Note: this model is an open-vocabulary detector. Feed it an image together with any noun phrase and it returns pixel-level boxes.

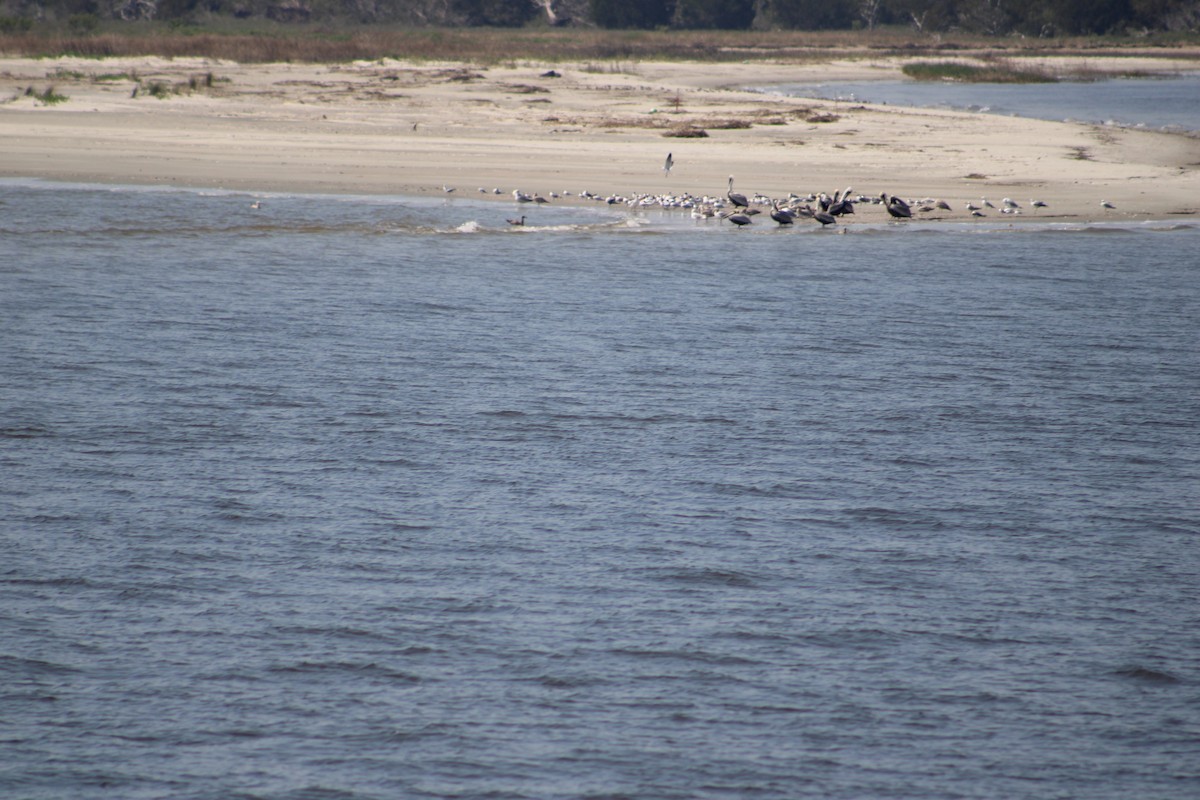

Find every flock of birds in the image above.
[491,153,1125,228]
[480,156,1120,228]
[493,175,1104,228]
[246,153,1116,226]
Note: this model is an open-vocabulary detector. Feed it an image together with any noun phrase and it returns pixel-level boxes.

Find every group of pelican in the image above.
[705,178,1084,227]
[712,176,858,228]
[468,166,1123,228]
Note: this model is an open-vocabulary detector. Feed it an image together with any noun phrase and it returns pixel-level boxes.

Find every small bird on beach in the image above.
[664,152,674,177]
[1101,199,1116,209]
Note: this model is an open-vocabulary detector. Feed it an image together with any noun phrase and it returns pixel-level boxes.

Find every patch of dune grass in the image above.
[1,25,1197,66]
[27,85,68,103]
[902,60,1058,83]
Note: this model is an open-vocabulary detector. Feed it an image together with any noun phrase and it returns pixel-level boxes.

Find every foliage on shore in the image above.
[3,0,1200,38]
[1,24,1199,65]
[901,59,1059,83]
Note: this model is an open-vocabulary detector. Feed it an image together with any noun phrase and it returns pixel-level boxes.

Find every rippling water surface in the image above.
[762,73,1200,134]
[3,182,1199,799]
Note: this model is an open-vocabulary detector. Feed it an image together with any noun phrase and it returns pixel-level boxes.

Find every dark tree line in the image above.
[591,0,1200,35]
[4,0,1199,34]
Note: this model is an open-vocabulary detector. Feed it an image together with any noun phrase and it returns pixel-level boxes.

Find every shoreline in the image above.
[2,55,1199,223]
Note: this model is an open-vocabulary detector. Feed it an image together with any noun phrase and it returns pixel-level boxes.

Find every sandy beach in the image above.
[2,53,1198,221]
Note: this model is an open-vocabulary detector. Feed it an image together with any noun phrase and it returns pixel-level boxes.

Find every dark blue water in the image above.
[3,181,1199,799]
[763,73,1200,134]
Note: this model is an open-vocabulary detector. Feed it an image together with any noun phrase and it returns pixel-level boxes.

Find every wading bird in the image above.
[881,193,912,219]
[770,202,795,225]
[727,176,749,209]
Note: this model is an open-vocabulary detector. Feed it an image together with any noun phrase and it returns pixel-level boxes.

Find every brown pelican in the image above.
[506,216,526,226]
[814,209,836,227]
[770,202,795,225]
[727,176,749,209]
[829,191,855,216]
[880,193,912,219]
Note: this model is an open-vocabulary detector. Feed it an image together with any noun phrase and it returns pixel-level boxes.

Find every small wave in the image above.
[0,654,82,676]
[608,646,760,667]
[1113,665,1182,684]
[646,566,764,589]
[1,574,93,588]
[0,425,52,439]
[532,673,606,689]
[269,660,421,683]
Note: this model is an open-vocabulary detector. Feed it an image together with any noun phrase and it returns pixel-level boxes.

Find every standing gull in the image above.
[664,152,674,177]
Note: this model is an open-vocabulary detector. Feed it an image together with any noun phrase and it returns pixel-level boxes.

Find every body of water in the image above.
[3,182,1199,799]
[762,73,1200,134]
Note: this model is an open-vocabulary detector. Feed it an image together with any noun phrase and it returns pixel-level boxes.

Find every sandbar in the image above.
[2,54,1198,221]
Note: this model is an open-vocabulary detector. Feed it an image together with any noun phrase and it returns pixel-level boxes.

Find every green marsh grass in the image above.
[1,24,1195,66]
[0,24,1197,74]
[902,60,1058,83]
[27,85,68,103]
